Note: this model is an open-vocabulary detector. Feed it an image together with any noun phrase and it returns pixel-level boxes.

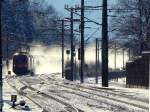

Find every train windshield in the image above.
[13,55,28,65]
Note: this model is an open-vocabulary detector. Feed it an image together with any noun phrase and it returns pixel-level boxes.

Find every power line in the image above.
[85,27,100,42]
[2,36,71,49]
[65,8,102,26]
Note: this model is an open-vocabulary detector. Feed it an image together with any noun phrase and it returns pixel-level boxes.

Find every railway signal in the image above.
[11,95,17,108]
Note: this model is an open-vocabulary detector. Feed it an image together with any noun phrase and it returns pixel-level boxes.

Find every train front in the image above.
[12,52,30,75]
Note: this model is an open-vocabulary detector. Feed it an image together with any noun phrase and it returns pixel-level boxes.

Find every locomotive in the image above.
[12,52,35,75]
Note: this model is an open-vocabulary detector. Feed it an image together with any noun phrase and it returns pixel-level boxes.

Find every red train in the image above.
[12,52,35,75]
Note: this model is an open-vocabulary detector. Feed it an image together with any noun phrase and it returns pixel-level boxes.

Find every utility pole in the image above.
[128,48,131,61]
[102,0,108,87]
[95,38,98,84]
[61,20,65,78]
[70,7,74,81]
[138,0,143,53]
[97,39,100,69]
[123,48,125,70]
[0,1,3,111]
[64,5,81,81]
[6,36,9,72]
[80,0,84,83]
[114,43,116,70]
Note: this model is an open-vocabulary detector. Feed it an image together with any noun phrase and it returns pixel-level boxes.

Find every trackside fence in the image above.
[126,52,149,89]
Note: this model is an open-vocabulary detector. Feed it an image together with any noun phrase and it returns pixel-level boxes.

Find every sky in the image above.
[46,0,118,13]
[45,0,118,17]
[44,0,118,43]
[41,0,128,70]
[46,0,81,14]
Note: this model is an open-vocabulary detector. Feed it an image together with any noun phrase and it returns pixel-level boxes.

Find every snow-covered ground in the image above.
[2,79,43,112]
[3,73,149,112]
[84,77,148,100]
[2,58,149,112]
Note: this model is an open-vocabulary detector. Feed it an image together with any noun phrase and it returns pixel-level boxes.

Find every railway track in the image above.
[37,75,149,111]
[13,77,129,112]
[46,75,148,103]
[90,86,149,103]
[6,80,45,111]
[46,74,149,103]
[7,77,84,112]
[90,86,148,104]
[7,75,149,112]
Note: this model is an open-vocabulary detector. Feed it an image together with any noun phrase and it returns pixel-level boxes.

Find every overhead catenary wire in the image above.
[85,27,100,42]
[65,8,102,26]
[1,37,63,48]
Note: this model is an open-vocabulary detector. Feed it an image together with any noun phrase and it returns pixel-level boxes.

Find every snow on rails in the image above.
[5,74,149,112]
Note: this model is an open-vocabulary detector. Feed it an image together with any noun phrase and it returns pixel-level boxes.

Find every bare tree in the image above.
[1,0,60,58]
[111,0,150,56]
[29,0,62,45]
